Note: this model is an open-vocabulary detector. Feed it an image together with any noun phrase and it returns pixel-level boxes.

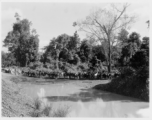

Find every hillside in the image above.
[2,73,34,117]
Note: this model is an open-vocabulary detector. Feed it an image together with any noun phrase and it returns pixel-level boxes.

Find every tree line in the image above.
[2,3,149,101]
[2,4,149,80]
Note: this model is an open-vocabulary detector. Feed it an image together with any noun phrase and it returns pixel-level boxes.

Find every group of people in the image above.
[21,69,120,80]
[2,66,120,80]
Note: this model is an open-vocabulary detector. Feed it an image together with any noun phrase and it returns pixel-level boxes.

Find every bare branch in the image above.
[110,4,129,32]
[94,19,104,30]
[112,16,135,31]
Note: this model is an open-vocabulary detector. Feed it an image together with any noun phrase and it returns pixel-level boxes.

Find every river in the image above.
[21,79,149,117]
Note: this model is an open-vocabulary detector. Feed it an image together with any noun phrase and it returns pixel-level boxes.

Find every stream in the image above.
[21,79,149,117]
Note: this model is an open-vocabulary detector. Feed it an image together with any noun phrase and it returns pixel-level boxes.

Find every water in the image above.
[22,81,149,117]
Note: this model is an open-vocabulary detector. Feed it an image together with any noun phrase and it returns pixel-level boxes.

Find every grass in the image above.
[42,105,52,116]
[34,98,42,110]
[52,106,70,117]
[30,97,69,117]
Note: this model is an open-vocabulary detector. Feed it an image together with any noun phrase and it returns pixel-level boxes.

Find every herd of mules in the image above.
[2,67,120,80]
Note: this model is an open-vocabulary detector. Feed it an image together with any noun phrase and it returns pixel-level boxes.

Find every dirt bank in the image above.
[2,73,34,117]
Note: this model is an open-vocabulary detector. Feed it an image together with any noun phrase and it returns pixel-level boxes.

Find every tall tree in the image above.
[78,39,92,63]
[117,28,129,47]
[3,13,39,67]
[119,32,141,66]
[67,31,80,51]
[74,3,135,73]
[43,34,72,69]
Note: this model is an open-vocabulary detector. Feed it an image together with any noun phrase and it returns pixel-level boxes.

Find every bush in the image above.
[30,97,69,117]
[96,66,149,101]
[52,107,69,117]
[119,67,135,78]
[28,62,43,70]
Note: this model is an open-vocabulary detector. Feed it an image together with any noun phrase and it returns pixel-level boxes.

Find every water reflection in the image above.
[45,88,149,117]
[24,83,149,117]
[46,88,142,102]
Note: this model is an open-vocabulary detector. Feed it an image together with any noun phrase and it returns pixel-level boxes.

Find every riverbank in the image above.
[93,77,149,102]
[2,73,106,117]
[2,73,34,117]
[2,73,149,117]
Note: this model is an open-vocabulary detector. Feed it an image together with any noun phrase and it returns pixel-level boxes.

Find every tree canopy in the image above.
[3,14,39,67]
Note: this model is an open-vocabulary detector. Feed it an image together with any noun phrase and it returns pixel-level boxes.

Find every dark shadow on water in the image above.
[46,88,143,103]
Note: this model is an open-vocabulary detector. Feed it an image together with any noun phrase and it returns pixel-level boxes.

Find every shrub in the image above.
[119,66,135,78]
[31,97,52,117]
[41,104,52,117]
[34,98,41,110]
[97,65,149,101]
[31,97,69,117]
[52,106,69,117]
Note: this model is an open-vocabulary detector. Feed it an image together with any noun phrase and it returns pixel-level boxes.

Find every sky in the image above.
[1,2,150,52]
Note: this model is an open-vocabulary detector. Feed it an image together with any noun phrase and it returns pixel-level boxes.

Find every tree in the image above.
[43,34,74,69]
[141,37,149,55]
[78,39,92,63]
[67,31,80,51]
[74,3,135,73]
[119,32,141,66]
[2,51,16,67]
[3,13,39,67]
[117,28,129,47]
[92,45,106,62]
[130,36,149,69]
[130,50,148,69]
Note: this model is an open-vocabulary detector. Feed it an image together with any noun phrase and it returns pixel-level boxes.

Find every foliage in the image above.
[75,3,135,73]
[94,36,149,101]
[2,52,16,67]
[117,28,129,47]
[118,32,141,66]
[31,97,69,117]
[52,106,69,117]
[130,50,148,69]
[2,6,149,102]
[3,15,39,67]
[92,45,106,62]
[78,39,92,63]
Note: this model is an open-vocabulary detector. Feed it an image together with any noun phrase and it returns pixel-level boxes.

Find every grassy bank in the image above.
[2,73,70,117]
[93,68,149,102]
[2,73,34,117]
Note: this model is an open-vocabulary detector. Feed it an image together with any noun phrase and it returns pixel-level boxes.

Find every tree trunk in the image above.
[108,36,111,73]
[56,50,60,70]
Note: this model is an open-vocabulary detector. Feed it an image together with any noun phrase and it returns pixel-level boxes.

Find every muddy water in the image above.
[22,81,149,117]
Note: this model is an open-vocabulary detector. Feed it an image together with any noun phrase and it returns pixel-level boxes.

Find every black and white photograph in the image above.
[1,0,150,118]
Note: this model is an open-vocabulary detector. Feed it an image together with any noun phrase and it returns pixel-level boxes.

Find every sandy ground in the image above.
[2,72,149,117]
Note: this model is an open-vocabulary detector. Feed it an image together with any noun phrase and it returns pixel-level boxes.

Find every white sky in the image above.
[1,2,150,52]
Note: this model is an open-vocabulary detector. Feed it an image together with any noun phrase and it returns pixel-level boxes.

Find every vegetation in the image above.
[3,13,39,67]
[30,97,69,117]
[2,3,149,101]
[94,36,149,101]
[74,3,135,73]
